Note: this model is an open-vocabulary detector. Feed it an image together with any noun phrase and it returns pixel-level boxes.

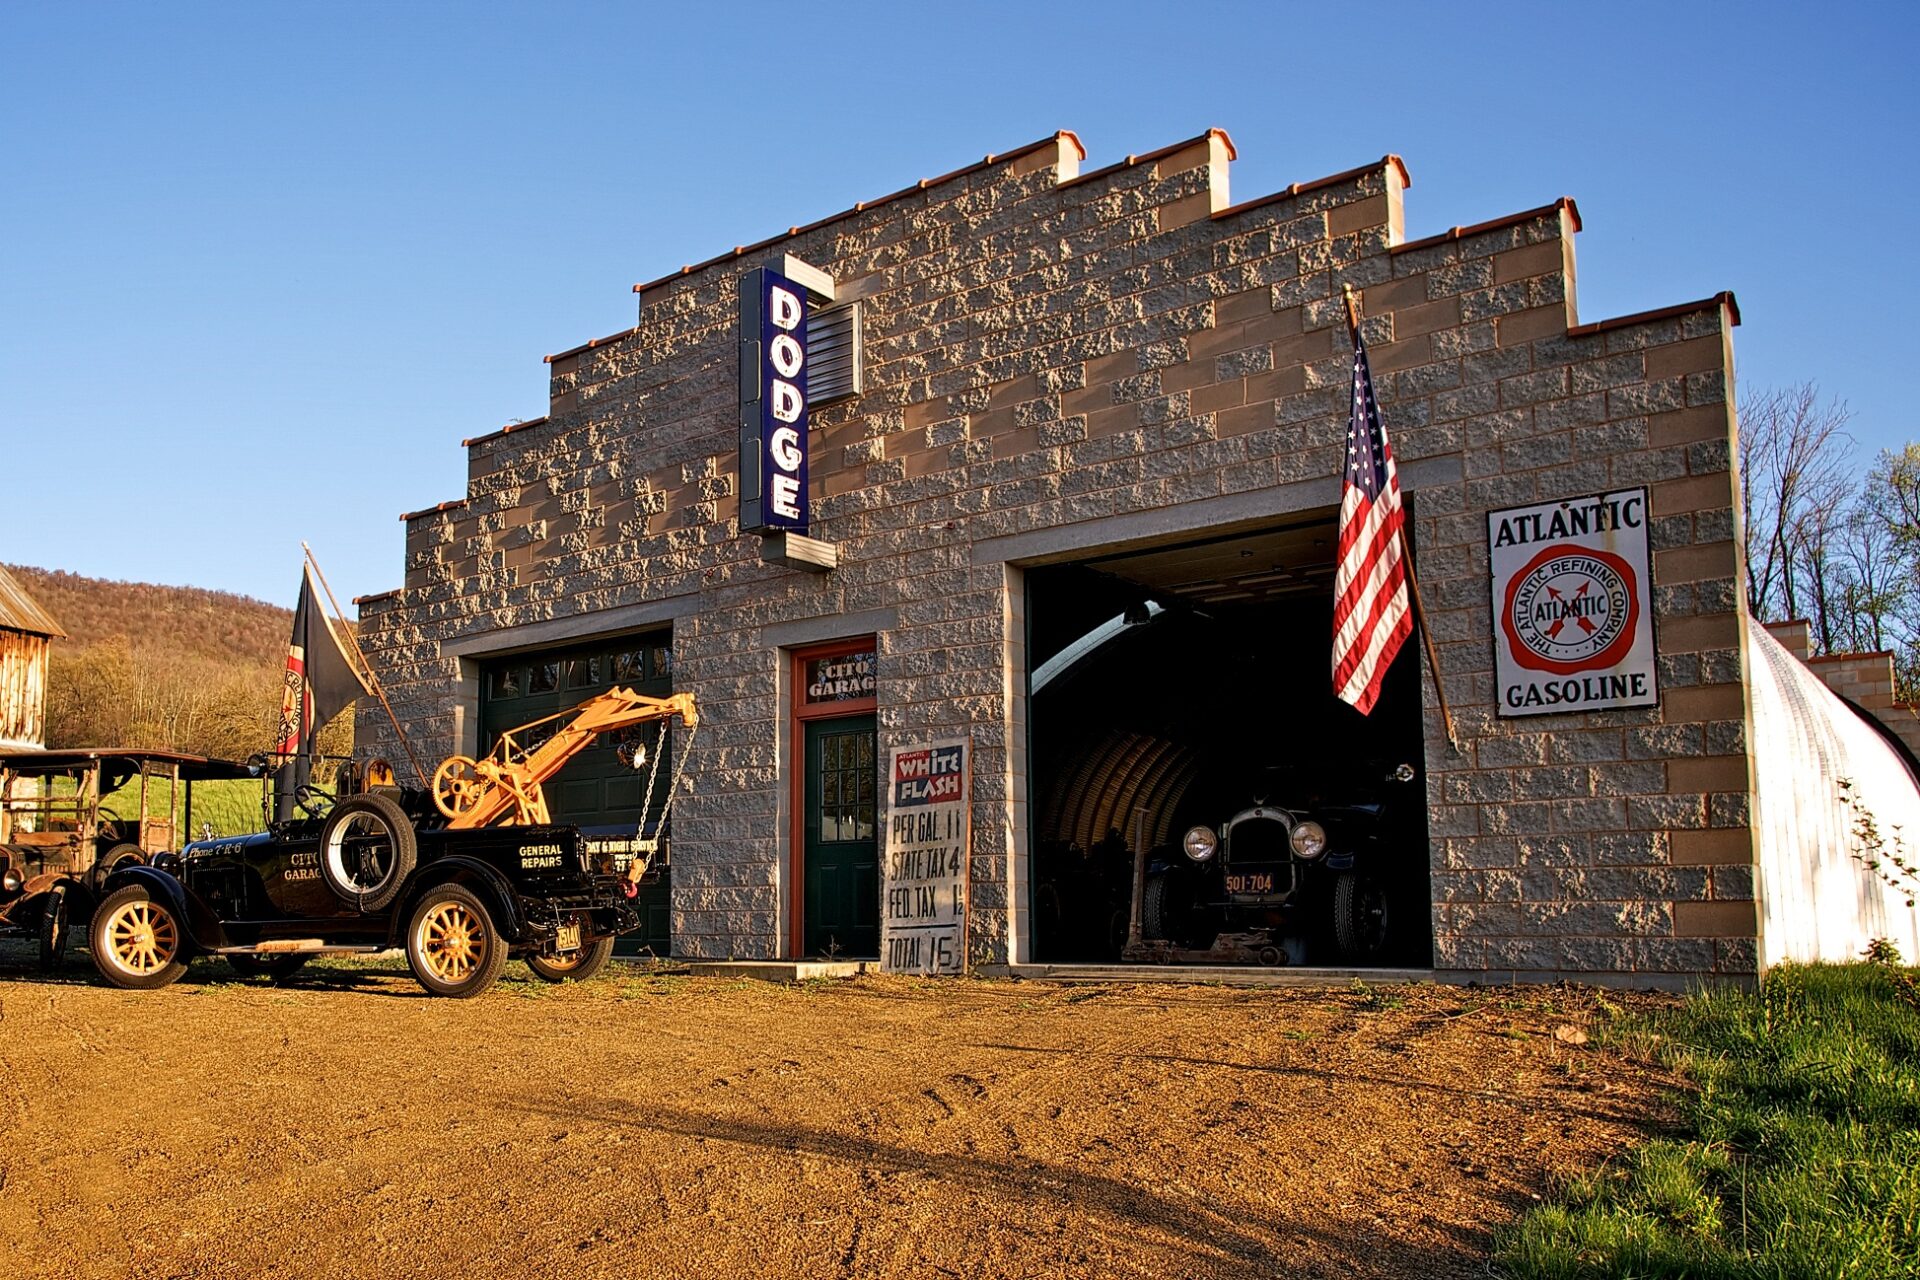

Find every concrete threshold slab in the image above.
[997,963,1436,988]
[680,959,878,982]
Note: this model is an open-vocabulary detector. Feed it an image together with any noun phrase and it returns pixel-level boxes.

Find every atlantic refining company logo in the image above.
[1502,545,1639,675]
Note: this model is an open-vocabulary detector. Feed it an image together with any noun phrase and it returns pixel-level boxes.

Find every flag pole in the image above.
[301,543,432,786]
[1343,286,1462,755]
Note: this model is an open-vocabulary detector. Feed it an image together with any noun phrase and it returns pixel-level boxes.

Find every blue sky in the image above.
[3,1,1913,609]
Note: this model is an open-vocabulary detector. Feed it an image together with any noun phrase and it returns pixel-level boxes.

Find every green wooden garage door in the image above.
[481,631,676,954]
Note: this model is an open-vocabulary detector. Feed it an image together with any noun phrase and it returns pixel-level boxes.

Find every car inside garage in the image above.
[1026,514,1432,968]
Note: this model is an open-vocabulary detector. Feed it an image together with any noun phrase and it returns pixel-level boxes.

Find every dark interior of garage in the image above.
[1026,515,1433,968]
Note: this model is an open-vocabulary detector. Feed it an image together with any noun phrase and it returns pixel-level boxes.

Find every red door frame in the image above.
[788,636,877,958]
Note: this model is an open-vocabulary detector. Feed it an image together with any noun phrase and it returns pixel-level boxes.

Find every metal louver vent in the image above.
[807,301,862,403]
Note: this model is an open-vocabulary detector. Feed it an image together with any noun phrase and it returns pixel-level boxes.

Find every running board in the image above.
[213,941,385,956]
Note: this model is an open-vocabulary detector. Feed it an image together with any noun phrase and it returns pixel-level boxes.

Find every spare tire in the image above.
[318,793,417,913]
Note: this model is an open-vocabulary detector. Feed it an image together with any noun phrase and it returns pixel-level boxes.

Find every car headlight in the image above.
[2,869,21,893]
[1290,820,1328,859]
[1182,826,1219,862]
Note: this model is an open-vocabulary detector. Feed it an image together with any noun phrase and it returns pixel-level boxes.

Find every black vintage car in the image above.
[88,786,649,998]
[1133,763,1421,966]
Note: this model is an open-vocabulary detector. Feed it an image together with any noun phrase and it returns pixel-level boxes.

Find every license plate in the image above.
[553,921,582,953]
[1225,872,1275,895]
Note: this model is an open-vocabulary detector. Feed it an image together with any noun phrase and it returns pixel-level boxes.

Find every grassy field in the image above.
[1496,961,1920,1278]
[86,776,268,840]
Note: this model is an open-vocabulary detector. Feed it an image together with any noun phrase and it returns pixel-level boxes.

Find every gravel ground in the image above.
[0,945,1676,1279]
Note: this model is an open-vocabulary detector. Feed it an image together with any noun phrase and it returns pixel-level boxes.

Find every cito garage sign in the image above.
[1487,488,1658,717]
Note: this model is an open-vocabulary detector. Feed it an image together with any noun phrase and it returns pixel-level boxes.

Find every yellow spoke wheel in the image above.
[405,885,507,998]
[89,886,190,990]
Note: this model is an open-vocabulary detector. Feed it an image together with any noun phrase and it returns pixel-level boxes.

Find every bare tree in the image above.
[1739,384,1855,621]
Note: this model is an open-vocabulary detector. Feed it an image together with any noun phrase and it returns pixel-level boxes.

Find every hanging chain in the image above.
[632,719,671,843]
[630,715,698,874]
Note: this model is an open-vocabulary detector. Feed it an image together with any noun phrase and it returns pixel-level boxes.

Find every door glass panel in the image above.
[528,662,559,694]
[816,728,873,846]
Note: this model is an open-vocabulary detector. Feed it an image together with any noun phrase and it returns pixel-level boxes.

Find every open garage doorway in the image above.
[1026,512,1432,969]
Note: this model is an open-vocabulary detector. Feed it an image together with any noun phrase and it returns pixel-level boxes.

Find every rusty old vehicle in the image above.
[0,748,257,968]
[87,687,697,998]
[1126,762,1421,967]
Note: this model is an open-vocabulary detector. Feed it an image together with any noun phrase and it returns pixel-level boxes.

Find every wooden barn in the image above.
[0,565,65,750]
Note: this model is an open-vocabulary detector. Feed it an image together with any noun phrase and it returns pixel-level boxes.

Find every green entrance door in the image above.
[803,715,878,958]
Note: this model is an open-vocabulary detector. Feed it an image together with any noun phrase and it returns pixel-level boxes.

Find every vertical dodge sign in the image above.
[738,267,809,534]
[881,738,970,976]
[1488,487,1658,716]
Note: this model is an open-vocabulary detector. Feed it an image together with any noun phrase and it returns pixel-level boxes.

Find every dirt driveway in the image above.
[0,947,1672,1279]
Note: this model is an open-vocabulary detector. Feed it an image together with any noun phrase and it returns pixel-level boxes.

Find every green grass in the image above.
[1496,962,1920,1279]
[95,776,267,840]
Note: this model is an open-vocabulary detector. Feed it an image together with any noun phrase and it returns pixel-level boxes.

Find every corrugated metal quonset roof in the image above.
[0,565,65,638]
[1748,620,1920,967]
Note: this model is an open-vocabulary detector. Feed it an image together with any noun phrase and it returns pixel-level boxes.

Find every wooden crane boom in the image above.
[430,687,698,829]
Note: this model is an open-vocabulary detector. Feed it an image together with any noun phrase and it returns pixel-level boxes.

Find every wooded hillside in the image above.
[4,564,350,761]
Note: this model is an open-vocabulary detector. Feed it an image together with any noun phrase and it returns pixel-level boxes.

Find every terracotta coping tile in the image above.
[462,417,550,448]
[1055,127,1240,189]
[398,498,468,523]
[1568,291,1742,334]
[1392,198,1583,254]
[1211,155,1412,220]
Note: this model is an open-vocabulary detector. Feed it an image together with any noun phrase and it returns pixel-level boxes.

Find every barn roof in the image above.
[0,564,67,638]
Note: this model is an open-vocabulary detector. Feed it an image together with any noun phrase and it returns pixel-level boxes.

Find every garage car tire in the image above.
[319,794,417,913]
[1332,871,1390,962]
[90,885,192,991]
[526,935,615,983]
[1142,873,1178,942]
[406,884,508,998]
[39,882,70,971]
[226,953,311,982]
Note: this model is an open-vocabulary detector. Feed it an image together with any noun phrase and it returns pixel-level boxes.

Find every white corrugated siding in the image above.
[1748,620,1920,965]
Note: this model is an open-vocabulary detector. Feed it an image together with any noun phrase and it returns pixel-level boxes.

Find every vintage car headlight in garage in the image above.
[1183,826,1219,862]
[2,868,21,893]
[1289,820,1328,859]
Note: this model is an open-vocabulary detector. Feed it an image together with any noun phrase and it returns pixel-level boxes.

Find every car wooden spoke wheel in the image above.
[405,884,507,998]
[90,885,191,990]
[526,934,614,983]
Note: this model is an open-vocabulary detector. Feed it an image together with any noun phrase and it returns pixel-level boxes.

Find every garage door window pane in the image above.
[566,656,600,689]
[613,650,647,683]
[528,663,558,694]
[491,668,522,698]
[651,646,673,679]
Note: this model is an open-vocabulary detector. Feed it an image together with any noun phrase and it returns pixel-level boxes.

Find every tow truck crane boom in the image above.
[429,688,698,830]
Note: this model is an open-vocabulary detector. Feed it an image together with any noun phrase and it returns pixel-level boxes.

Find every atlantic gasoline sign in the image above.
[881,738,969,976]
[1488,488,1657,717]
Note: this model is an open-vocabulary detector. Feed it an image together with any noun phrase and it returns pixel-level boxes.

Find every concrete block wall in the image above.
[358,127,1754,980]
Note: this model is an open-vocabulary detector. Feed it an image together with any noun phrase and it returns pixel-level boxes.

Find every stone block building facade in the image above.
[355,126,1789,986]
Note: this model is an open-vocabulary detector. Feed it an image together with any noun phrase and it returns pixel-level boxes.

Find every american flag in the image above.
[1332,329,1412,714]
